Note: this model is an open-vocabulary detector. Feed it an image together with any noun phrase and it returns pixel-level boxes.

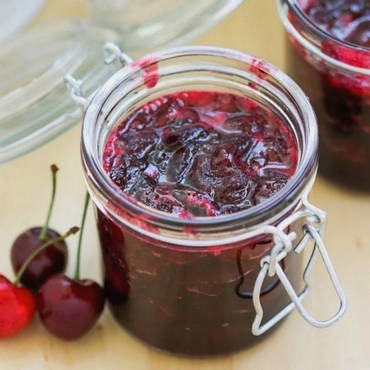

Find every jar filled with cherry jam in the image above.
[279,0,370,191]
[80,46,345,355]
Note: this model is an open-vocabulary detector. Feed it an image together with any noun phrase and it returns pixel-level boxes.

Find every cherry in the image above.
[0,227,78,338]
[36,274,105,341]
[37,194,105,341]
[0,275,35,338]
[11,228,67,291]
[11,165,68,290]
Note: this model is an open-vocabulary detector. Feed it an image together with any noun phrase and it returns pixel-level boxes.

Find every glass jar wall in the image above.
[279,0,370,191]
[81,47,321,355]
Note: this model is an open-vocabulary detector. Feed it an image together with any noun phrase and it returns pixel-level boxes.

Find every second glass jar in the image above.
[279,0,370,191]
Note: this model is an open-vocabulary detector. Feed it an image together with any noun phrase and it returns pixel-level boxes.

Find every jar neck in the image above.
[81,46,318,246]
[278,0,370,75]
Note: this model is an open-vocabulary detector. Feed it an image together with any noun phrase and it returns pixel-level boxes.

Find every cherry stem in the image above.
[74,193,90,281]
[39,165,59,240]
[14,227,79,286]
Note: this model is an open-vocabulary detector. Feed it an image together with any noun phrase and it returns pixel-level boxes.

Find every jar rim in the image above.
[278,0,370,75]
[82,46,318,237]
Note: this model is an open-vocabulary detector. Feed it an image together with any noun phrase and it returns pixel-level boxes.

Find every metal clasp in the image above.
[64,75,87,111]
[103,42,133,67]
[64,43,132,112]
[251,198,346,336]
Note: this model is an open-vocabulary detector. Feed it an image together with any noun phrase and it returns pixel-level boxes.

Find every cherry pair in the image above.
[0,165,105,340]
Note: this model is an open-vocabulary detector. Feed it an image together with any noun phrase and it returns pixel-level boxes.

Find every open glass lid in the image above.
[0,0,243,163]
[0,0,44,42]
[90,0,243,53]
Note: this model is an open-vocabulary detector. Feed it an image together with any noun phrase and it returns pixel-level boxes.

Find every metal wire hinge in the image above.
[251,198,347,336]
[64,75,87,111]
[103,42,133,67]
[64,43,132,112]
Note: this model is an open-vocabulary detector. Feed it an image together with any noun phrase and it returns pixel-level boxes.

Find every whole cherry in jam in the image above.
[11,165,68,290]
[37,194,105,341]
[103,91,298,216]
[0,227,78,339]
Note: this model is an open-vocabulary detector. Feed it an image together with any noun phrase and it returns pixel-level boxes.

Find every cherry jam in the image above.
[96,90,302,355]
[303,0,370,48]
[103,91,298,216]
[285,0,370,190]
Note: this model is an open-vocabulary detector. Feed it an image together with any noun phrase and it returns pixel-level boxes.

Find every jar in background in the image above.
[78,46,346,355]
[278,0,370,191]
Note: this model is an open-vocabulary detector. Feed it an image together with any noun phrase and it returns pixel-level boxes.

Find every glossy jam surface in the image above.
[103,91,298,216]
[287,0,370,190]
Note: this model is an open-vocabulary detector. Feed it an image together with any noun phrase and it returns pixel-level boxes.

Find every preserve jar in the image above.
[278,0,370,191]
[76,45,346,355]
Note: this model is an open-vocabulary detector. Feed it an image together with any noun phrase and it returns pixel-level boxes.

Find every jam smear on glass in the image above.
[288,0,370,190]
[98,91,301,355]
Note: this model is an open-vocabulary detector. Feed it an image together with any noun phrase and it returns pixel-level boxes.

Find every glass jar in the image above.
[278,0,370,191]
[78,45,346,355]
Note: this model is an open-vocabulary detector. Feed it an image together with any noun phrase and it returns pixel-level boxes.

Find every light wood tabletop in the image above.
[0,1,369,369]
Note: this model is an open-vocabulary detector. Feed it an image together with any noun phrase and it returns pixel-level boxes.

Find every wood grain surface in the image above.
[0,1,369,369]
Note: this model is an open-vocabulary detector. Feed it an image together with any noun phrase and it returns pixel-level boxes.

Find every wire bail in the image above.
[65,43,132,112]
[64,75,86,111]
[103,42,133,67]
[250,197,346,336]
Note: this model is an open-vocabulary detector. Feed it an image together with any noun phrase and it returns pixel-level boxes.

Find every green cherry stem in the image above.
[14,227,80,286]
[74,193,90,281]
[39,164,59,240]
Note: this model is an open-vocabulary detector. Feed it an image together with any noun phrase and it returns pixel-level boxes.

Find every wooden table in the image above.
[1,1,369,369]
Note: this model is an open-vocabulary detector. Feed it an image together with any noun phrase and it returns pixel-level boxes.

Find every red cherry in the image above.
[0,275,35,338]
[11,228,67,290]
[37,274,105,341]
[37,194,105,340]
[1,227,79,339]
[11,165,68,290]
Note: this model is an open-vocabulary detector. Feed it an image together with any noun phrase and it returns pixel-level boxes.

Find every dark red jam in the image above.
[98,91,302,355]
[287,0,370,190]
[303,0,370,49]
[103,91,298,216]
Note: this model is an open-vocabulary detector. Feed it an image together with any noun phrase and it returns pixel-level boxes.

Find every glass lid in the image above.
[0,22,120,163]
[91,0,244,53]
[0,0,243,163]
[0,0,45,42]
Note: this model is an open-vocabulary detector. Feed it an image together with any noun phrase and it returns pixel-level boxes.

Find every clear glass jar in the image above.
[79,46,345,355]
[278,0,370,191]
